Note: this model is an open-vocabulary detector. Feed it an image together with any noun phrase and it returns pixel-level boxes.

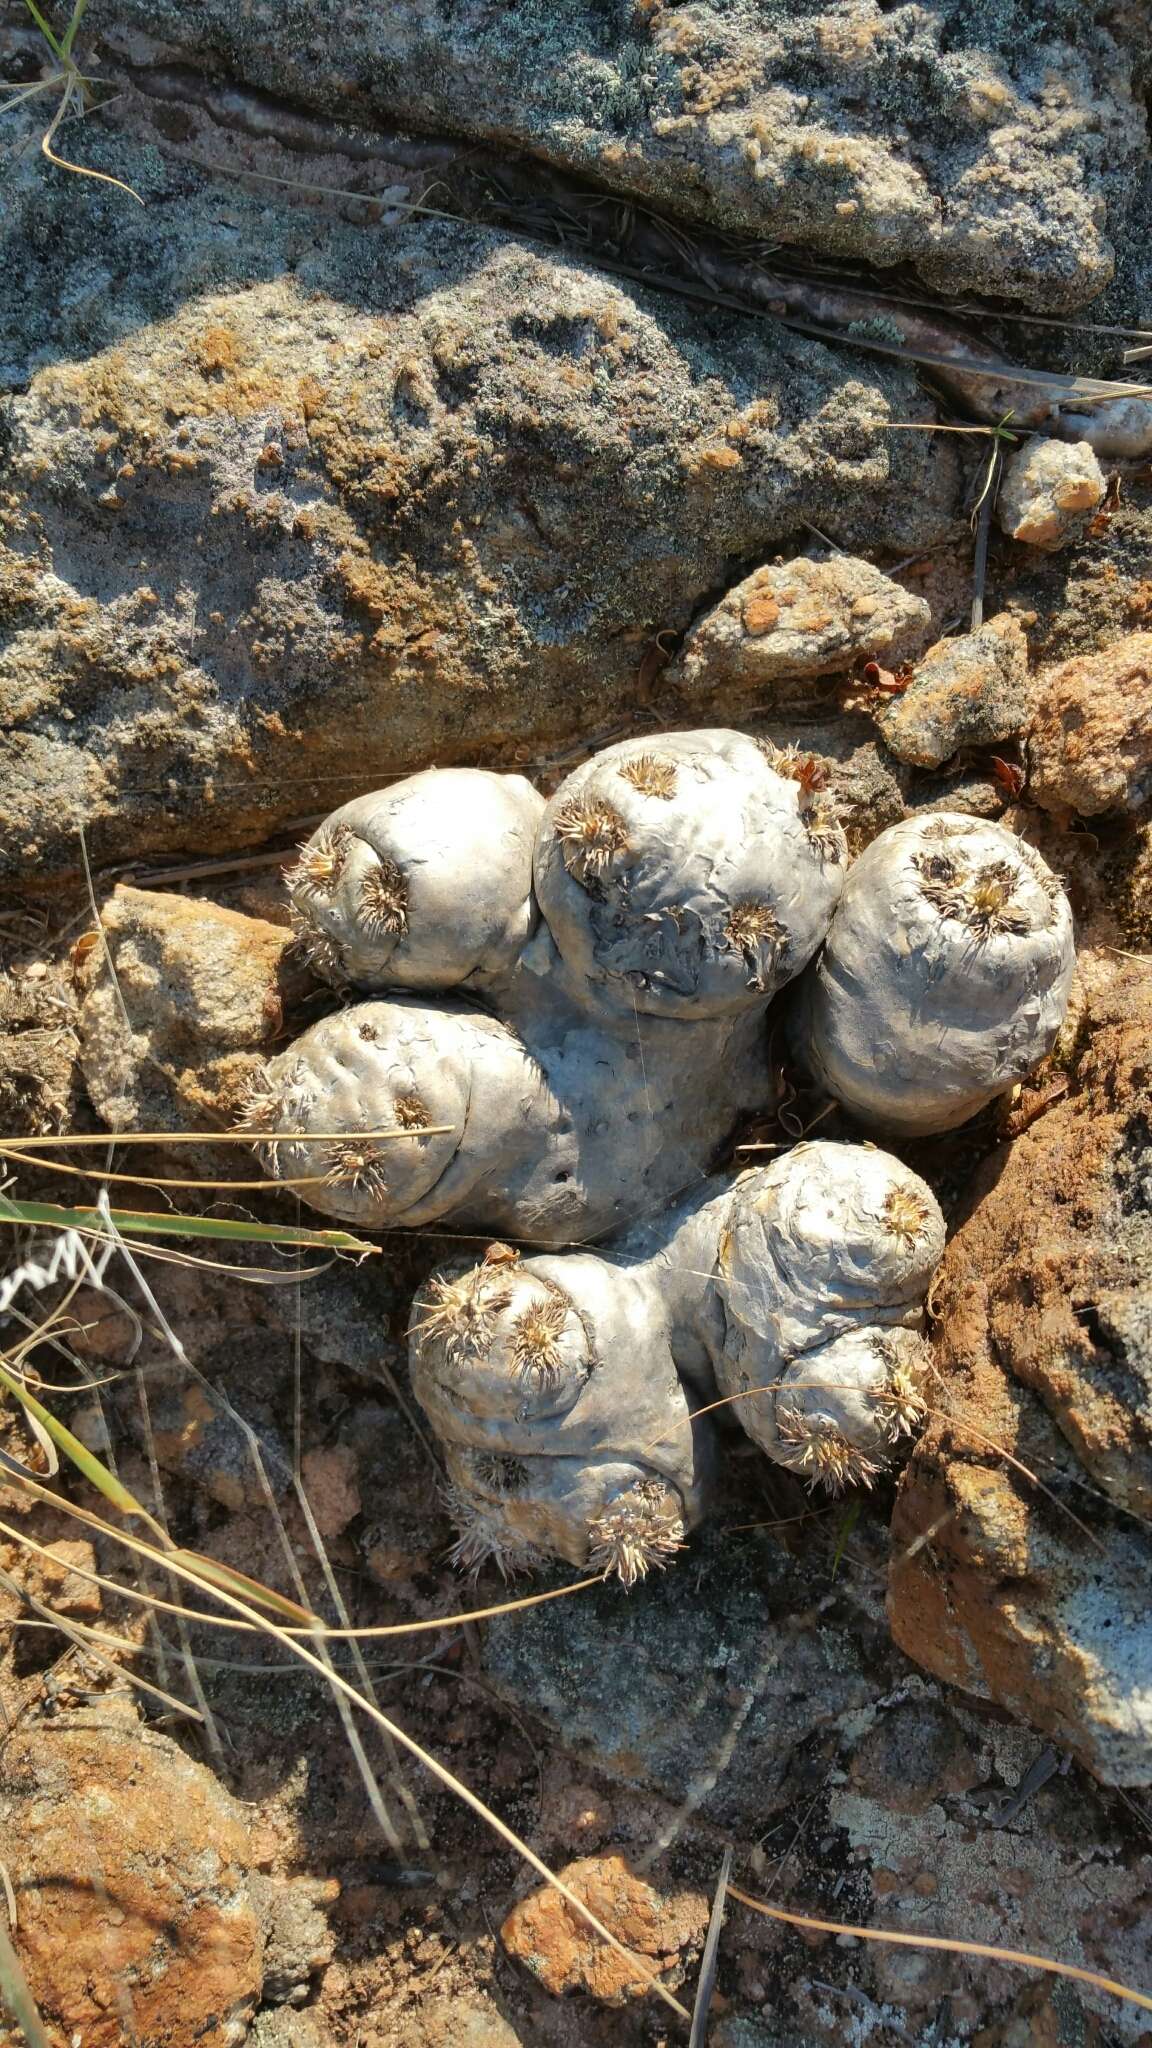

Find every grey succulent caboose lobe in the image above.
[793,812,1075,1134]
[284,767,543,993]
[533,730,846,1018]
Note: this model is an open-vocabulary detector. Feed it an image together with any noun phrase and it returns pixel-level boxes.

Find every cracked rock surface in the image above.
[97,1,1146,311]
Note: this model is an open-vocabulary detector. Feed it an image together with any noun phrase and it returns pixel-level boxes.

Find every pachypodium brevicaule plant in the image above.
[237,728,1075,1580]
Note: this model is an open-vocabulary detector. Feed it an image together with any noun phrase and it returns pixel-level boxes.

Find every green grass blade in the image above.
[170,1551,319,1627]
[0,1197,378,1257]
[19,0,64,58]
[830,1497,862,1582]
[0,1917,50,2048]
[0,1357,156,1525]
[59,0,88,60]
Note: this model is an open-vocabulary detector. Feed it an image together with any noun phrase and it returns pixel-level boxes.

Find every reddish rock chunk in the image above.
[870,612,1031,768]
[889,964,1152,1786]
[997,436,1106,551]
[1029,630,1152,818]
[675,555,930,697]
[4,1705,263,2045]
[500,1852,705,2003]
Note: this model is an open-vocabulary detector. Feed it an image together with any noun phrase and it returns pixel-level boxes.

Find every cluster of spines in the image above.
[285,823,409,982]
[724,900,788,990]
[616,753,678,800]
[774,1335,929,1494]
[586,1480,685,1587]
[881,1182,935,1252]
[913,849,1032,940]
[759,741,846,865]
[553,795,630,882]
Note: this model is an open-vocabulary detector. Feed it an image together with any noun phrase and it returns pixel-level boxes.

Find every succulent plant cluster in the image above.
[236,728,1076,1578]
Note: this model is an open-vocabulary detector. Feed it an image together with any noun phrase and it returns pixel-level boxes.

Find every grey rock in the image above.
[95,1,1145,311]
[902,769,1008,822]
[0,115,963,883]
[246,2014,326,2048]
[482,1523,901,1824]
[870,614,1033,769]
[250,1875,336,2007]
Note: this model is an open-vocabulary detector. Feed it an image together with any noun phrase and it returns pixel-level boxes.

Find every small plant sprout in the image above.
[793,812,1075,1134]
[533,730,844,1018]
[2,0,144,202]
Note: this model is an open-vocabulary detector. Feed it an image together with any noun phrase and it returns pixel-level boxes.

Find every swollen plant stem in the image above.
[728,1888,1152,2017]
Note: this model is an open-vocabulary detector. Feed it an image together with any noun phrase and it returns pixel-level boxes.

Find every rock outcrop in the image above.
[889,964,1152,1786]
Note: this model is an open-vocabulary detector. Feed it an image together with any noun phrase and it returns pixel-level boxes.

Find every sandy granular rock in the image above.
[500,1852,706,2003]
[3,1703,264,2046]
[675,556,931,698]
[77,885,309,1137]
[95,0,1145,311]
[1029,631,1152,818]
[997,436,1107,550]
[889,964,1152,1786]
[870,612,1032,768]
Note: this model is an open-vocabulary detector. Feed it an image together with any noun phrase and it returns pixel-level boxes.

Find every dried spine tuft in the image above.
[284,823,351,897]
[359,857,409,938]
[553,796,630,882]
[445,1486,543,1579]
[509,1295,571,1391]
[414,1269,513,1365]
[774,1407,882,1493]
[587,1481,685,1587]
[324,1137,390,1199]
[289,909,348,986]
[725,900,788,989]
[882,1183,936,1251]
[873,1361,929,1442]
[617,754,678,800]
[393,1092,431,1130]
[914,851,1032,940]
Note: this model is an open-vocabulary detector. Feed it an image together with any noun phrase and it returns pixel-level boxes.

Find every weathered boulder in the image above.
[94,1,1146,310]
[889,963,1152,1786]
[1029,631,1152,819]
[0,113,962,885]
[674,555,930,700]
[869,613,1032,768]
[3,1701,264,2046]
